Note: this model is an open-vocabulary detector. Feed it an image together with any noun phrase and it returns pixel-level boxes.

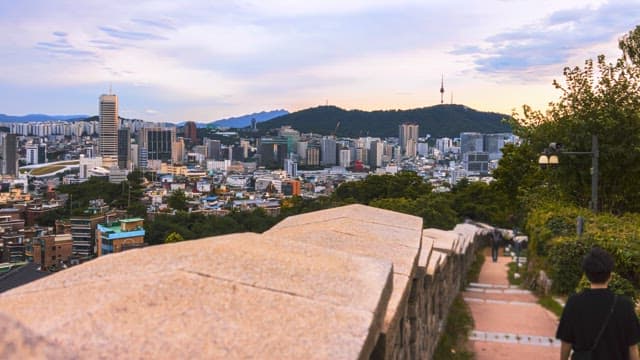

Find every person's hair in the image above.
[582,247,614,284]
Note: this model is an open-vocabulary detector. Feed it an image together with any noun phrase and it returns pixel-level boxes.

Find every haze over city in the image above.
[1,0,638,122]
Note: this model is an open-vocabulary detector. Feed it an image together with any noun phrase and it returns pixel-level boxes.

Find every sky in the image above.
[0,0,638,123]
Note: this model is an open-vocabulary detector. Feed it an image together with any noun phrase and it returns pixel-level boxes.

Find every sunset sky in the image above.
[0,0,638,122]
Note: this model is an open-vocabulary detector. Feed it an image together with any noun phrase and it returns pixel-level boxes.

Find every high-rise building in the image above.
[1,133,18,177]
[258,137,288,168]
[369,140,383,168]
[99,94,119,162]
[399,123,419,157]
[118,128,131,170]
[138,147,148,169]
[435,137,453,153]
[339,148,351,168]
[204,139,222,160]
[173,137,185,164]
[306,146,320,166]
[460,132,484,154]
[139,127,176,162]
[183,121,198,145]
[320,137,337,166]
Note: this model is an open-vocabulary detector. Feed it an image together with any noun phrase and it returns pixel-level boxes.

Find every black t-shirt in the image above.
[556,288,640,359]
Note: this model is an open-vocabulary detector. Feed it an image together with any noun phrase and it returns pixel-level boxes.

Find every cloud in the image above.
[35,34,95,58]
[89,39,125,51]
[453,1,640,75]
[52,31,67,37]
[131,18,176,30]
[99,26,168,41]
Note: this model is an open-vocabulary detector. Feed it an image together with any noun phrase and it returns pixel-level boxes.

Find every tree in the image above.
[504,25,640,213]
[167,189,188,212]
[165,232,185,244]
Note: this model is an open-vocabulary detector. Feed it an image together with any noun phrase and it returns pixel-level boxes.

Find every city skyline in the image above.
[0,1,638,123]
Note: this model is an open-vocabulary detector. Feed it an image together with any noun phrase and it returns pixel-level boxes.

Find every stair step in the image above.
[470,330,560,347]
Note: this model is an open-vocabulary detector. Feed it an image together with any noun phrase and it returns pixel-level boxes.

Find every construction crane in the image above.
[332,121,340,137]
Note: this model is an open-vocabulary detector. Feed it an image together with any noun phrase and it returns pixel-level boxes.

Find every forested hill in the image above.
[258,104,511,138]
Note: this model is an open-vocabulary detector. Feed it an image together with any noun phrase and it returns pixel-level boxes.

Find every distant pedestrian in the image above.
[490,229,501,262]
[556,247,640,360]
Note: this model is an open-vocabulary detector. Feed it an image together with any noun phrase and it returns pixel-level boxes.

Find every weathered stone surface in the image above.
[2,271,377,359]
[271,204,423,231]
[0,312,74,360]
[0,231,394,359]
[424,228,459,253]
[0,204,491,360]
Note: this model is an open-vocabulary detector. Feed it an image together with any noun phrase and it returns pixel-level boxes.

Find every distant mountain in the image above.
[207,110,289,128]
[0,114,89,123]
[258,104,511,138]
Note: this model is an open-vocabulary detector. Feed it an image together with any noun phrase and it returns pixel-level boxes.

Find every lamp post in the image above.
[538,135,599,213]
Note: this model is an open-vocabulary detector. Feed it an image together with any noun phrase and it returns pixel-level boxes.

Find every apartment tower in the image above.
[399,123,419,158]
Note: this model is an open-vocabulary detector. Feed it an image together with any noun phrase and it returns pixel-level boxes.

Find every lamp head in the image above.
[538,154,549,168]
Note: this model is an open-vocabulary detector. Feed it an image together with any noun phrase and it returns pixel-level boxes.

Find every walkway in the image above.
[464,249,561,359]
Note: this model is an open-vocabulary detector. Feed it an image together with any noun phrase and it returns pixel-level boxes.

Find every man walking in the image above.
[490,229,501,262]
[556,247,640,359]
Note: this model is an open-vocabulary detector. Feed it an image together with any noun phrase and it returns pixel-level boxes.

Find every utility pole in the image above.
[591,135,599,213]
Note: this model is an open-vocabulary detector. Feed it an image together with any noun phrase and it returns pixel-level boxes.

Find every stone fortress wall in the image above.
[0,204,490,359]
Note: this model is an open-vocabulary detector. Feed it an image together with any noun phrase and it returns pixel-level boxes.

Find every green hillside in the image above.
[258,104,511,138]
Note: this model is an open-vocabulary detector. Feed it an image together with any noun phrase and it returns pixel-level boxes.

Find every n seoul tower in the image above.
[440,74,445,104]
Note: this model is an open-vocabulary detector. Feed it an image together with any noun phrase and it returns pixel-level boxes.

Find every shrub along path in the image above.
[464,249,560,359]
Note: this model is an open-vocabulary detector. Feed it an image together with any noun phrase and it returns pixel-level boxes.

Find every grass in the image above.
[433,295,475,360]
[538,295,564,317]
[30,165,67,176]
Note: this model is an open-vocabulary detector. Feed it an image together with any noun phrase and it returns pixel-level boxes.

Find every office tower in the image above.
[258,137,288,168]
[139,127,176,162]
[1,133,18,177]
[99,94,119,161]
[483,133,508,160]
[118,128,131,170]
[320,137,337,166]
[183,121,198,145]
[399,123,419,157]
[460,132,484,154]
[297,141,308,163]
[464,152,490,175]
[204,139,222,160]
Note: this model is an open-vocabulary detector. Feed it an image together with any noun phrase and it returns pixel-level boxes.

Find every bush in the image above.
[547,238,590,294]
[526,200,640,296]
[576,273,638,302]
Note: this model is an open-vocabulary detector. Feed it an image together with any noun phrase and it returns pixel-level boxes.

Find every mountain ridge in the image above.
[259,104,511,138]
[0,114,89,122]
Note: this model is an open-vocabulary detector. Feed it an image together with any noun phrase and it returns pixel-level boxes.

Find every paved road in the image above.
[464,250,560,359]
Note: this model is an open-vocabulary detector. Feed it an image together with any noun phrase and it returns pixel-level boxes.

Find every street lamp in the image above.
[538,135,599,213]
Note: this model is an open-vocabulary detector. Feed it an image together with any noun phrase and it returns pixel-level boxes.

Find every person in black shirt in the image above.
[556,247,640,360]
[490,230,501,262]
